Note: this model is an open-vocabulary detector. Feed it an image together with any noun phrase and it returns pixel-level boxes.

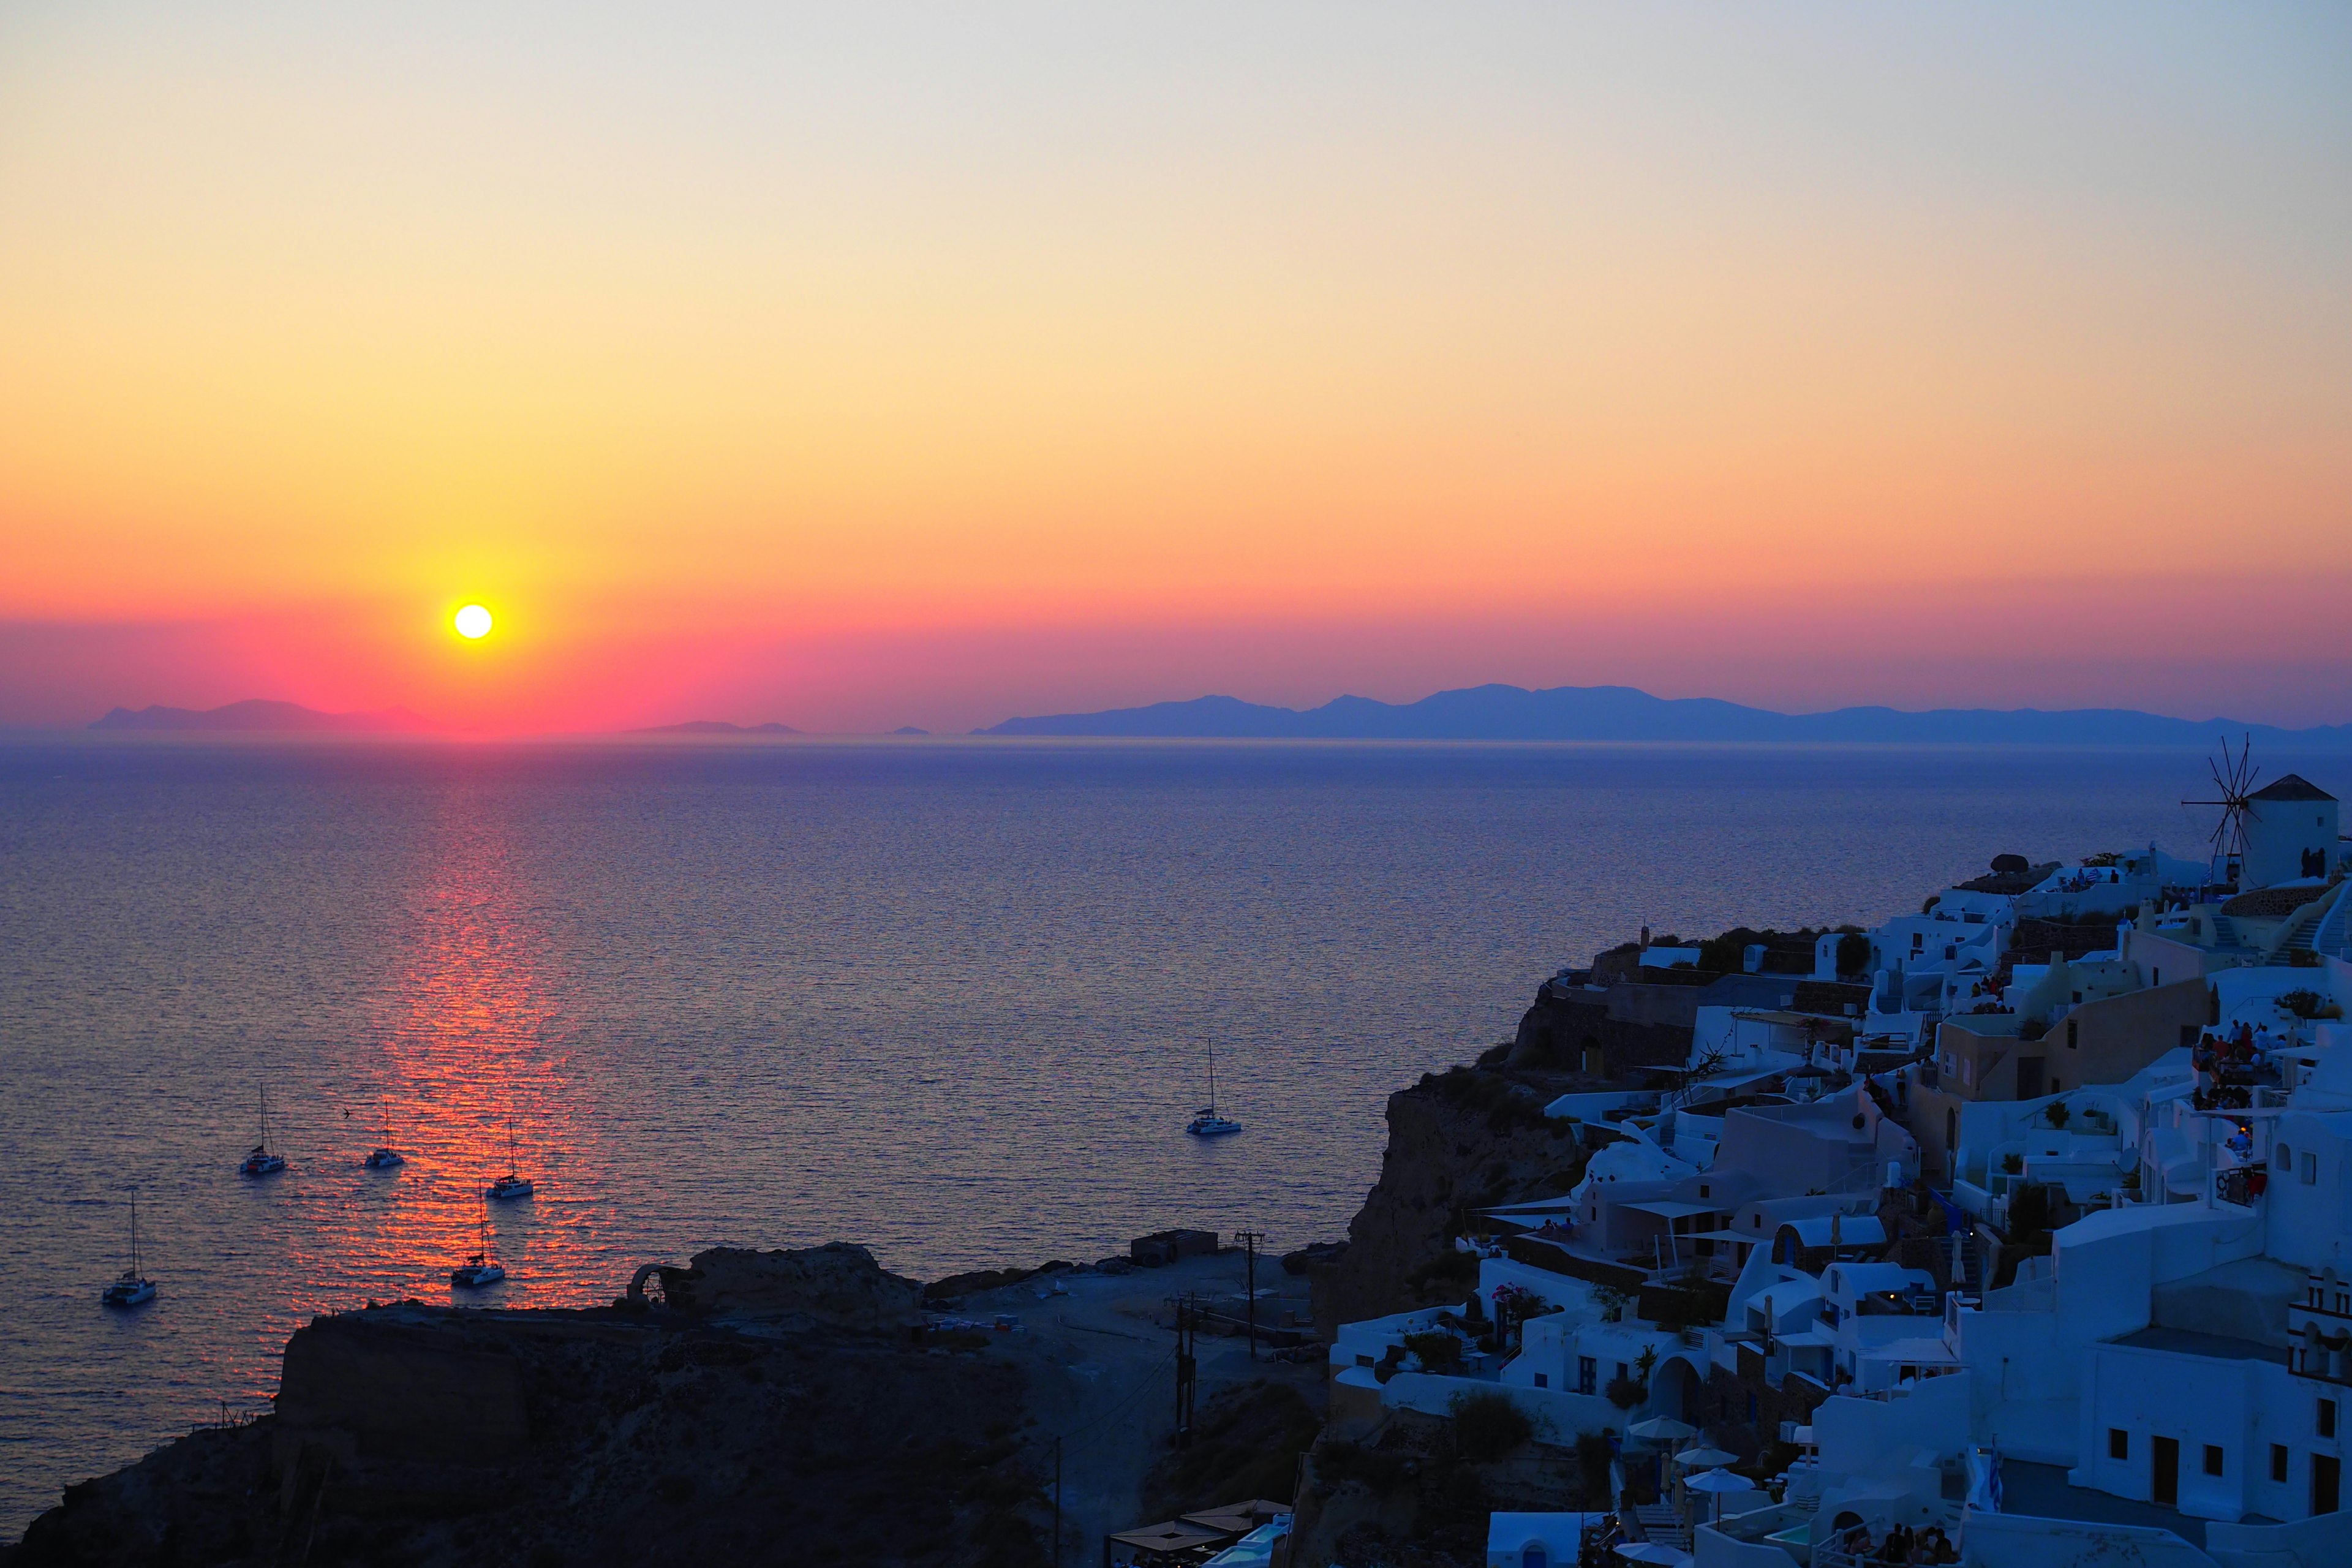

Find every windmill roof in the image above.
[2250,774,2335,802]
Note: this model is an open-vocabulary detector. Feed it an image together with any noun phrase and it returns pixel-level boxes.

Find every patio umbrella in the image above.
[1684,1467,1750,1523]
[1673,1446,1738,1468]
[1611,1545,1692,1566]
[1626,1416,1697,1442]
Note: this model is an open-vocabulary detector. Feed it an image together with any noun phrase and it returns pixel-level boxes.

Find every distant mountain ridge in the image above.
[89,700,436,734]
[979,684,2352,746]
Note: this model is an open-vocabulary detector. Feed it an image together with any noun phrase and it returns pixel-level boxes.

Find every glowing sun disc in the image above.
[454,604,493,639]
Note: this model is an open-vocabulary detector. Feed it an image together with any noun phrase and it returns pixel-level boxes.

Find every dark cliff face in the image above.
[1309,1068,1586,1339]
[9,1302,1044,1568]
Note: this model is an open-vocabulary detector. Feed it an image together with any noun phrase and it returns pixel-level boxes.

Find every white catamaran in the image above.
[239,1088,287,1177]
[450,1199,505,1289]
[362,1097,405,1170]
[100,1199,157,1308]
[1186,1041,1242,1137]
[487,1116,533,1200]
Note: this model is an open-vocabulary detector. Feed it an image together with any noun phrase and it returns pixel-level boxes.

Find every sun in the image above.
[454,604,493,639]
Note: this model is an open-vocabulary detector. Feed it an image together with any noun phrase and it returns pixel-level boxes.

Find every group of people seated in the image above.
[1837,1520,1959,1564]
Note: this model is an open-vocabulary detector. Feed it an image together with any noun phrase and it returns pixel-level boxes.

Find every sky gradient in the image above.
[3,3,2349,732]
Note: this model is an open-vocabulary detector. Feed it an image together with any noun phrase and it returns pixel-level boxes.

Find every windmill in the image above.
[2183,735,2261,888]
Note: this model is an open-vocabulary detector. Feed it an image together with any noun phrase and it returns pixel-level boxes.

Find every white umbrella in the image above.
[1627,1415,1697,1442]
[1611,1545,1692,1566]
[1673,1446,1738,1468]
[1685,1466,1750,1524]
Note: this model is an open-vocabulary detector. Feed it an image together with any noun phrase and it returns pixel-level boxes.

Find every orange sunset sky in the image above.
[2,4,2348,733]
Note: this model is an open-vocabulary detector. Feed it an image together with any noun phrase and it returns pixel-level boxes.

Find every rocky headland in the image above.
[4,1245,1045,1568]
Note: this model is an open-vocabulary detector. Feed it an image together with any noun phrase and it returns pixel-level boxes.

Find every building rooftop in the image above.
[2249,774,2335,803]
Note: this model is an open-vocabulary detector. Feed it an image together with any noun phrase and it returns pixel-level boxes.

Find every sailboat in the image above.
[100,1199,157,1308]
[449,1199,505,1288]
[362,1097,405,1170]
[239,1088,287,1176]
[486,1116,533,1200]
[1186,1041,1243,1137]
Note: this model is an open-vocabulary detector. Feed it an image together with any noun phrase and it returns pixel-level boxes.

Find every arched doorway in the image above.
[1649,1355,1703,1427]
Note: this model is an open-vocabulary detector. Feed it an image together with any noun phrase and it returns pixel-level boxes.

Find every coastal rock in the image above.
[1310,1068,1584,1339]
[662,1240,922,1331]
[1280,1240,1349,1276]
[7,1292,1043,1567]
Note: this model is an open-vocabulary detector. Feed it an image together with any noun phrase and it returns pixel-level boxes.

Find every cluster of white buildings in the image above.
[1325,774,2352,1567]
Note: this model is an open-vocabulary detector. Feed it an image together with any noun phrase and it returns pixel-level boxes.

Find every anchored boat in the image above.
[362,1097,405,1170]
[1186,1041,1243,1137]
[100,1199,157,1309]
[487,1115,533,1200]
[450,1199,505,1289]
[239,1088,287,1177]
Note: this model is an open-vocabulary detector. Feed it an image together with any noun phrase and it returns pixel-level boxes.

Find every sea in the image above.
[0,736,2333,1533]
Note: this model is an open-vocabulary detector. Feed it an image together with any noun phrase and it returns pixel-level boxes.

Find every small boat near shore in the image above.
[450,1200,505,1289]
[239,1088,287,1177]
[1186,1042,1243,1137]
[100,1200,156,1309]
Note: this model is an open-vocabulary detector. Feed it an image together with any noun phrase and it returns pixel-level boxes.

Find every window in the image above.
[1747,1393,1758,1422]
[1615,1362,1629,1383]
[2321,1399,2338,1439]
[1699,1184,1709,1198]
[1753,1215,1763,1229]
[2067,1019,2079,1049]
[1534,1373,1548,1388]
[2111,1429,2130,1460]
[1578,1356,1597,1395]
[2306,1153,2320,1186]
[2205,1445,2224,1477]
[2152,968,2162,987]
[2280,1144,2294,1174]
[2273,1444,2290,1483]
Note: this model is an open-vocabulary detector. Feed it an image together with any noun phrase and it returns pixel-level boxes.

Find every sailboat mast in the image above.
[130,1200,139,1275]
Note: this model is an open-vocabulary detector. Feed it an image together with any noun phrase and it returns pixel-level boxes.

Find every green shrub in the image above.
[1451,1392,1534,1461]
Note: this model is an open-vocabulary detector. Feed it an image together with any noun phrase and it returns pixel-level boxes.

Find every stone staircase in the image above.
[1633,1502,1691,1551]
[2290,883,2352,959]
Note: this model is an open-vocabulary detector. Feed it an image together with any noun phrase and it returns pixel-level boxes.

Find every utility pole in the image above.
[1052,1435,1062,1568]
[1232,1230,1265,1362]
[1173,1294,1197,1448]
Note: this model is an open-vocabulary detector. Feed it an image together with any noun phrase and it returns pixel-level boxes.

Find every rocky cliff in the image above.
[1310,1065,1586,1338]
[6,1246,1044,1568]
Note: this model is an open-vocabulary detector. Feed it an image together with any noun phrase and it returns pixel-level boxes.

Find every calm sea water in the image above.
[0,737,2323,1531]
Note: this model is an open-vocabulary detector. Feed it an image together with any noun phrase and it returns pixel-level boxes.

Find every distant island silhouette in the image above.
[89,700,435,734]
[978,683,2352,747]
